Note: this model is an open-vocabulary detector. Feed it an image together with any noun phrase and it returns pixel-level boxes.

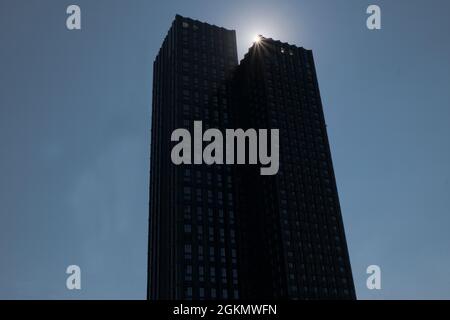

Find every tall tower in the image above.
[232,36,356,299]
[148,15,240,300]
[149,16,356,300]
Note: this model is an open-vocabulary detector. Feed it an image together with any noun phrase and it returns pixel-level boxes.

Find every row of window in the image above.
[184,286,239,299]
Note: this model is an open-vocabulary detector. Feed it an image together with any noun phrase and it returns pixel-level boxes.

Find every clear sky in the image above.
[1,0,450,299]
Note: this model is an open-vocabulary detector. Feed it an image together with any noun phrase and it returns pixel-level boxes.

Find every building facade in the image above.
[149,16,356,300]
[232,36,356,299]
[148,15,240,300]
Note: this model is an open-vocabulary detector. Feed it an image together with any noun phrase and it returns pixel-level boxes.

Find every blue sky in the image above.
[1,0,450,299]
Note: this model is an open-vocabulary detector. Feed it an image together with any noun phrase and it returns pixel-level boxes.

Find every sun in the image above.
[253,35,262,43]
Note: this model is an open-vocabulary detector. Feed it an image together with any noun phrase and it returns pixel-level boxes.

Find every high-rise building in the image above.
[149,16,355,300]
[231,36,356,299]
[148,15,240,300]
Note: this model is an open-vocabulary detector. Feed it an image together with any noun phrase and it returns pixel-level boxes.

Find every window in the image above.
[185,244,192,254]
[198,246,204,261]
[209,227,214,241]
[199,266,204,281]
[185,287,192,298]
[210,266,216,281]
[184,207,191,220]
[185,265,192,281]
[184,187,191,201]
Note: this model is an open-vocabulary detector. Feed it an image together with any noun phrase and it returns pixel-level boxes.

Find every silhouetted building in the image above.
[149,16,355,300]
[148,15,240,300]
[232,36,356,299]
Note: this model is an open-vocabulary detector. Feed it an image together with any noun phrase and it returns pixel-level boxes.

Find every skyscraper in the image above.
[148,15,240,300]
[232,36,356,299]
[149,16,355,300]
